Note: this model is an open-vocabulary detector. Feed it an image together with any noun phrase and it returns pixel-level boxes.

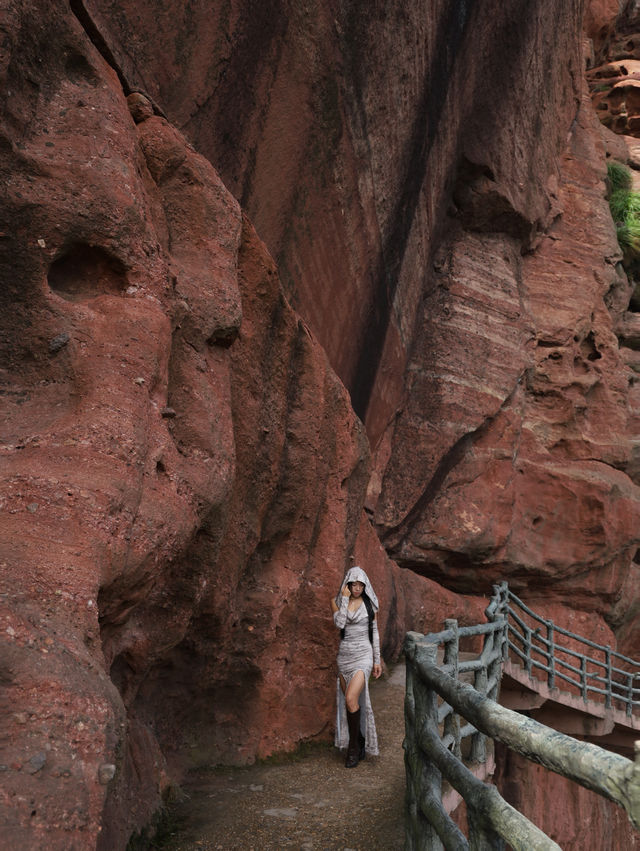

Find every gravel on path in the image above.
[156,663,407,851]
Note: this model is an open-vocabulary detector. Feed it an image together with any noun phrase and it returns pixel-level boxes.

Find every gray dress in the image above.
[333,595,380,755]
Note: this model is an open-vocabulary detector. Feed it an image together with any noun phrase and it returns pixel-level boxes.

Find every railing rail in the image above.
[404,582,640,849]
[494,581,640,717]
[404,631,640,850]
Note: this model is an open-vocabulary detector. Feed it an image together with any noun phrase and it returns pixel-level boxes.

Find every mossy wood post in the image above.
[580,655,588,700]
[523,624,532,675]
[489,618,506,698]
[417,652,640,831]
[418,721,559,850]
[405,632,557,850]
[405,637,468,850]
[471,606,505,762]
[443,619,461,759]
[470,663,487,764]
[546,621,555,690]
[605,646,612,710]
[485,583,508,687]
[404,643,428,849]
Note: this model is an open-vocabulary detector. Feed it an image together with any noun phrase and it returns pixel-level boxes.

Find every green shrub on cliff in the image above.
[607,159,632,193]
[607,160,640,260]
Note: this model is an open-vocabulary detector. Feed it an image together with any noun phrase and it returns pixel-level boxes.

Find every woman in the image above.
[331,566,382,767]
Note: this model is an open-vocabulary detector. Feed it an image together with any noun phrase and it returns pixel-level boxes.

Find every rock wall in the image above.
[377,86,640,644]
[74,0,584,440]
[1,0,639,848]
[0,2,484,847]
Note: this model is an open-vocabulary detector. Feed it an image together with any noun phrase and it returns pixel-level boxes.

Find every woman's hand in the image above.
[373,663,382,679]
[341,583,351,598]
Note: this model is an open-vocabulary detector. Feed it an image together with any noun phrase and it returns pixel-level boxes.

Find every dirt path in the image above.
[157,663,407,850]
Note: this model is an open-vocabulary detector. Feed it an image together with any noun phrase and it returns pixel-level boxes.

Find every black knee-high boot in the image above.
[345,708,361,768]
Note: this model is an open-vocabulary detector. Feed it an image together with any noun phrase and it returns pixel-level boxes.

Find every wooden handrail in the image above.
[494,582,640,716]
[404,631,640,849]
[404,581,640,848]
[500,583,639,666]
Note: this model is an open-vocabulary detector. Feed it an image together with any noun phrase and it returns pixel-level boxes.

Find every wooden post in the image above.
[404,637,419,851]
[605,646,612,710]
[547,621,555,690]
[501,611,509,664]
[443,619,459,673]
[444,619,461,759]
[471,666,488,763]
[416,640,446,851]
[580,656,587,702]
[404,634,445,851]
[486,620,506,702]
[499,581,509,612]
[524,625,532,676]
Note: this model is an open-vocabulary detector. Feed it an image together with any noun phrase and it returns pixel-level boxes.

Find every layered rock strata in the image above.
[0,3,484,847]
[1,0,640,848]
[71,0,584,436]
[74,0,640,652]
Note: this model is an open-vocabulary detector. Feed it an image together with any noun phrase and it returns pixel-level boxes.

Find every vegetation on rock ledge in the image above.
[607,160,640,264]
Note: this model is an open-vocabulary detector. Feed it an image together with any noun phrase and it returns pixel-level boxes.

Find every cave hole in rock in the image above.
[64,49,98,86]
[579,331,602,361]
[207,325,239,348]
[628,277,640,312]
[109,651,136,702]
[48,243,127,302]
[97,587,139,703]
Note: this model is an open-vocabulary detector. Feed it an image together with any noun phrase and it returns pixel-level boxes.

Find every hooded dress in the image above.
[333,566,380,755]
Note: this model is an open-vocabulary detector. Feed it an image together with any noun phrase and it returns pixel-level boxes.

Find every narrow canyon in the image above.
[1,0,639,847]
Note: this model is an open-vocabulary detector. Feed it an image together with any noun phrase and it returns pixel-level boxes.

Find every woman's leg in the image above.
[344,670,365,712]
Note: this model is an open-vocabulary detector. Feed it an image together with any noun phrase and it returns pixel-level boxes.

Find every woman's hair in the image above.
[340,589,374,643]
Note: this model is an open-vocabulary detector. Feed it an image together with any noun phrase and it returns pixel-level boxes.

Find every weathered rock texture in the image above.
[74,0,584,437]
[1,0,639,848]
[0,3,485,847]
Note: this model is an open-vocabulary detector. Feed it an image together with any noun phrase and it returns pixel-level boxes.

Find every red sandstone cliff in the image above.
[1,0,639,848]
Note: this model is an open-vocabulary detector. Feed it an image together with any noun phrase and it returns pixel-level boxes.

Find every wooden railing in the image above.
[494,581,640,717]
[403,583,640,850]
[412,616,505,766]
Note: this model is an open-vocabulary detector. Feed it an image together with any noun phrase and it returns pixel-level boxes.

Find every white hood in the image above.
[337,565,379,611]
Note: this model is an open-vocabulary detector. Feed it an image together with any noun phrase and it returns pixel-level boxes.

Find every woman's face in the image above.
[349,580,364,597]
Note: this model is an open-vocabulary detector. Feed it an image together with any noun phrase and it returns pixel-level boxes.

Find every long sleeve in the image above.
[333,595,349,629]
[372,618,381,665]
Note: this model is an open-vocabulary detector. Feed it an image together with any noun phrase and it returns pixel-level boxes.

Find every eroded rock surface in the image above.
[1,0,640,848]
[0,3,484,847]
[0,3,241,844]
[73,0,584,435]
[375,91,640,635]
